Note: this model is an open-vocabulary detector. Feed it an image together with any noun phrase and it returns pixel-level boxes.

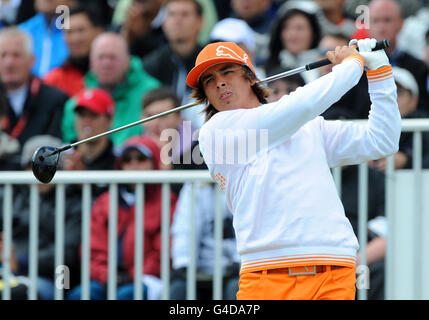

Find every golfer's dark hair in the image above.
[142,86,181,110]
[69,3,104,28]
[191,65,270,122]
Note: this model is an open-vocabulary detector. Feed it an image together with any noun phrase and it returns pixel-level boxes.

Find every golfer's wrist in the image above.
[367,65,393,80]
[341,54,365,71]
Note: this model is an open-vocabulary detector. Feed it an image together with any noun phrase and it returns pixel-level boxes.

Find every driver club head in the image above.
[31,146,60,184]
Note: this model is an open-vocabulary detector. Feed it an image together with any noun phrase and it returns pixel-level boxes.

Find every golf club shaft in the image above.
[262,39,390,84]
[56,39,389,153]
[259,66,307,84]
[60,101,198,152]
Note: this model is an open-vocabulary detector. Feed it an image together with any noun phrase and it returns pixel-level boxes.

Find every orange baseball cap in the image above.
[186,42,256,89]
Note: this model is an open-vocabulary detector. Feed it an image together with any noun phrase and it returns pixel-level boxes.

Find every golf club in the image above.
[32,39,390,183]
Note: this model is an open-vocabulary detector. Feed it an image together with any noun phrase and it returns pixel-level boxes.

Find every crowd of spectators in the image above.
[0,0,428,300]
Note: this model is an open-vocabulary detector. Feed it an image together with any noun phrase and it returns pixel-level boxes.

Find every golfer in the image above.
[186,38,401,300]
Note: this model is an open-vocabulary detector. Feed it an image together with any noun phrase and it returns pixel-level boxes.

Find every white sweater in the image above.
[198,56,401,273]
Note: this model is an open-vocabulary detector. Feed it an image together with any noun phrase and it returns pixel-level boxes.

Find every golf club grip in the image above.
[305,39,390,71]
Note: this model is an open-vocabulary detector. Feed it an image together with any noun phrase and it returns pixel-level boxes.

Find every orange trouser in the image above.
[236,265,356,300]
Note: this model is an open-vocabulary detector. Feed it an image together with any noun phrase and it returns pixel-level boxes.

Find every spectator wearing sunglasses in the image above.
[67,135,177,300]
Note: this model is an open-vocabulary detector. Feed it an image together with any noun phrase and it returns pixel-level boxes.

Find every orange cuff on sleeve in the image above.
[366,65,393,83]
[341,54,364,72]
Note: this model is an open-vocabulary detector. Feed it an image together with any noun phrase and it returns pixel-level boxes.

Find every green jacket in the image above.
[61,56,160,146]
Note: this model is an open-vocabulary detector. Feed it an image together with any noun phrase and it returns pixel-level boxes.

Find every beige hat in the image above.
[209,18,256,53]
[392,66,419,96]
[21,135,63,169]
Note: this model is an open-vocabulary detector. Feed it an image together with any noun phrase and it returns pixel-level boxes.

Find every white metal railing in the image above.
[1,118,429,300]
[343,118,428,299]
[0,170,216,300]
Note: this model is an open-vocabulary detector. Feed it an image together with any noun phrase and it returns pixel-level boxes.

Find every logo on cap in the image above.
[216,45,249,63]
[186,42,256,89]
[84,89,94,99]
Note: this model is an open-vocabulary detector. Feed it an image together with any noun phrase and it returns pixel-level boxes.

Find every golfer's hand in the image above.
[349,38,389,70]
[326,45,360,66]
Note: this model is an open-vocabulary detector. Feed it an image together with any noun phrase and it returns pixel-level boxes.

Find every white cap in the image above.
[209,18,256,53]
[392,66,419,96]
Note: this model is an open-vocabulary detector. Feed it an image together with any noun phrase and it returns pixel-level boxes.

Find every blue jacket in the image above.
[19,13,69,77]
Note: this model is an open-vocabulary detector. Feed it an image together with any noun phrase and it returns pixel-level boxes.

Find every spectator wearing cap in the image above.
[63,88,116,198]
[369,67,429,171]
[210,18,256,61]
[67,135,177,300]
[209,18,265,78]
[229,0,277,66]
[61,32,160,147]
[0,135,82,300]
[141,86,207,195]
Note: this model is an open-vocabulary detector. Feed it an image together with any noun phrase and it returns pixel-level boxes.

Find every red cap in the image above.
[74,88,114,116]
[120,135,161,170]
[186,42,256,89]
